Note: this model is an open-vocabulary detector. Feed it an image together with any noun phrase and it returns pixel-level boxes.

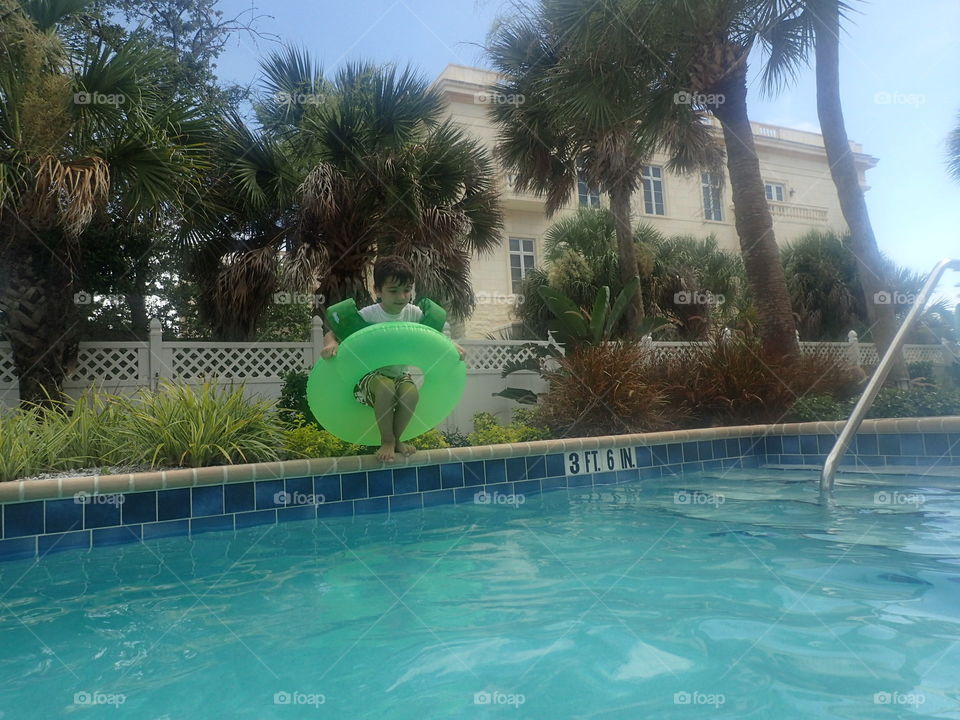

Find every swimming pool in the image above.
[1,467,958,718]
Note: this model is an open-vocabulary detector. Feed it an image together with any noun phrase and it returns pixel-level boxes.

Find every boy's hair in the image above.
[372,255,415,289]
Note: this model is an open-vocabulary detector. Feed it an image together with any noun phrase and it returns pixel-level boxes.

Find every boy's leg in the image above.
[369,375,399,461]
[393,380,419,455]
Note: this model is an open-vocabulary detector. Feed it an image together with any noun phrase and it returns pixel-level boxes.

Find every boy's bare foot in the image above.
[376,443,396,462]
[395,442,417,456]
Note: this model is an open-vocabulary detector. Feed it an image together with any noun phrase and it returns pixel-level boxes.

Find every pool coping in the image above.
[2,416,958,503]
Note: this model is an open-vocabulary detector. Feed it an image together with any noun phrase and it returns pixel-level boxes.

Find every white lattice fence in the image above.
[168,344,311,380]
[464,339,559,373]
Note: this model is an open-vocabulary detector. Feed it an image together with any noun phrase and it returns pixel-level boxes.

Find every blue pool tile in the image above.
[724,439,740,458]
[702,460,723,472]
[765,436,783,454]
[367,470,394,497]
[780,454,803,465]
[515,479,542,496]
[122,492,157,525]
[635,446,652,467]
[949,435,960,456]
[525,456,546,480]
[638,466,663,480]
[463,461,485,487]
[680,462,702,475]
[191,515,234,534]
[391,468,418,495]
[568,474,592,488]
[681,442,699,462]
[799,435,819,455]
[817,434,838,454]
[740,438,763,456]
[341,472,369,501]
[191,486,224,517]
[440,463,465,489]
[505,457,527,482]
[856,434,878,455]
[255,479,285,509]
[235,509,278,528]
[541,477,567,491]
[877,434,900,456]
[455,487,480,504]
[316,502,352,518]
[696,441,714,461]
[666,443,683,464]
[767,454,781,465]
[390,494,423,512]
[651,445,669,466]
[923,433,949,457]
[0,537,36,560]
[616,469,640,483]
[899,435,925,456]
[355,497,390,515]
[0,508,2,538]
[484,459,507,484]
[45,499,83,534]
[313,475,342,503]
[278,505,316,522]
[84,499,121,529]
[483,483,515,498]
[417,465,441,492]
[422,489,455,507]
[546,454,565,477]
[158,488,191,520]
[594,471,618,486]
[92,525,141,547]
[284,476,313,504]
[781,436,800,454]
[142,519,190,540]
[3,502,44,538]
[224,482,254,513]
[38,531,90,555]
[710,439,726,459]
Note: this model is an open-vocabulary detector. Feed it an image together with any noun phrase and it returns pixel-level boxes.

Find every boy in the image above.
[320,256,466,462]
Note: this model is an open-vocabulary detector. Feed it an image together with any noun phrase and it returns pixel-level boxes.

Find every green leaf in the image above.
[589,285,610,344]
[606,275,641,339]
[492,388,540,405]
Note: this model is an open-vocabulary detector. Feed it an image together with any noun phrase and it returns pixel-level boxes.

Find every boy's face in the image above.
[377,276,414,313]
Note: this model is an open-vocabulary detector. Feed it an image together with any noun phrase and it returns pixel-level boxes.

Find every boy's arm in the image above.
[454,341,466,361]
[321,330,339,358]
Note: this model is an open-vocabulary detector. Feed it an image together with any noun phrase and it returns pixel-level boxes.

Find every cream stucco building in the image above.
[432,65,878,339]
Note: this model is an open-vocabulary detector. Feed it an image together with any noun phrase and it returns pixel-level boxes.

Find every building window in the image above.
[578,175,600,207]
[509,237,535,294]
[765,182,785,202]
[701,172,723,221]
[641,165,665,215]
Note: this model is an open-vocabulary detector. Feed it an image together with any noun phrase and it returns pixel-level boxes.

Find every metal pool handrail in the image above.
[820,257,960,494]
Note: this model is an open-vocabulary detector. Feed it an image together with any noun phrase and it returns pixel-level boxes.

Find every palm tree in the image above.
[0,0,212,406]
[189,49,504,339]
[946,111,960,182]
[762,0,906,381]
[486,2,725,337]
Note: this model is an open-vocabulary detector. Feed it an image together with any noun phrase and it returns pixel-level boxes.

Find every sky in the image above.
[212,0,960,303]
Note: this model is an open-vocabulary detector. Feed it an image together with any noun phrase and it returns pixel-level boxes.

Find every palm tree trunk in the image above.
[712,64,799,361]
[813,0,906,384]
[608,183,644,334]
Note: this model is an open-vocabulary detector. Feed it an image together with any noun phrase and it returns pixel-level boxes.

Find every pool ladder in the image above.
[820,258,960,494]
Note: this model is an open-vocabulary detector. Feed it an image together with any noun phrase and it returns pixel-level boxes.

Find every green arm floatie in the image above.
[325,298,447,341]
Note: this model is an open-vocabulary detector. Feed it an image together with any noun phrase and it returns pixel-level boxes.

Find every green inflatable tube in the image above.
[306,322,466,446]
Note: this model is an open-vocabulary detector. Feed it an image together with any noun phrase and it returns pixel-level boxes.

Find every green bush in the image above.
[441,429,471,447]
[281,414,449,458]
[867,385,960,419]
[784,395,852,422]
[278,370,314,427]
[467,410,550,446]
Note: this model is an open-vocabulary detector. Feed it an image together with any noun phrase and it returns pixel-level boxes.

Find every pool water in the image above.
[1,469,959,719]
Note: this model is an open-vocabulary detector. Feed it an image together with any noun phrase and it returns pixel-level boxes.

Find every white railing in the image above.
[768,201,829,224]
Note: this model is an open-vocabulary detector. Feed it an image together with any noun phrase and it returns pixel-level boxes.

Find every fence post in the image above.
[148,318,165,390]
[846,329,860,368]
[309,315,324,367]
[641,333,653,359]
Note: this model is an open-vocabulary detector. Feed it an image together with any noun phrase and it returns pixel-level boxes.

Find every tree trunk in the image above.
[712,64,799,361]
[0,246,79,409]
[608,183,644,335]
[813,0,906,384]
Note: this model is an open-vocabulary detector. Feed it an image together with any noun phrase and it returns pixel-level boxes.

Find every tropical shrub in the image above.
[278,370,314,426]
[467,411,550,446]
[784,395,852,423]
